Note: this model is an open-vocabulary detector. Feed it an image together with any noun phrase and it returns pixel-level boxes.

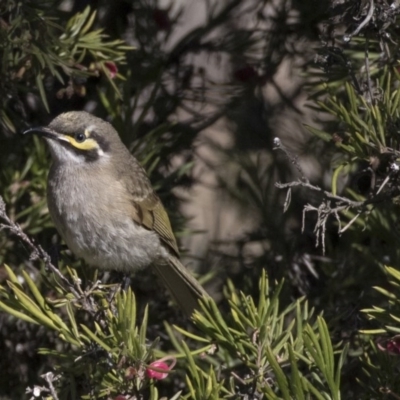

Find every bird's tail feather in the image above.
[152,255,209,317]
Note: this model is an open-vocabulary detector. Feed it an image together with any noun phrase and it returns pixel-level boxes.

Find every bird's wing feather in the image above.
[121,157,180,256]
[133,192,180,257]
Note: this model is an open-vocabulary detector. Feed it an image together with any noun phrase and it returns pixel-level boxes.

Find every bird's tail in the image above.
[152,255,209,317]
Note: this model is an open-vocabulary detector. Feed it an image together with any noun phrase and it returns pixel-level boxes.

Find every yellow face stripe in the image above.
[65,136,99,151]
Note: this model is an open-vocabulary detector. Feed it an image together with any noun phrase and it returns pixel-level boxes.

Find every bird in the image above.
[24,111,208,316]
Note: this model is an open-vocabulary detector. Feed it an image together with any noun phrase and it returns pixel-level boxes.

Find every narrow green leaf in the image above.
[265,346,291,400]
[165,323,185,354]
[318,317,334,376]
[385,325,400,334]
[304,380,328,400]
[335,343,348,392]
[304,124,332,142]
[359,328,386,334]
[288,346,305,400]
[185,376,196,398]
[80,324,112,352]
[66,302,80,342]
[3,264,22,286]
[70,6,91,37]
[36,74,50,112]
[181,341,201,385]
[331,164,347,196]
[22,270,46,310]
[345,82,357,112]
[304,325,324,371]
[81,10,97,34]
[139,305,148,345]
[8,283,58,329]
[205,368,213,397]
[21,271,72,332]
[386,266,400,282]
[258,269,267,313]
[173,325,210,343]
[0,300,39,325]
[169,391,183,400]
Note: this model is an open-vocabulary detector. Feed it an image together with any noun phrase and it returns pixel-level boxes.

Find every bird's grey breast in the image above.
[47,161,164,271]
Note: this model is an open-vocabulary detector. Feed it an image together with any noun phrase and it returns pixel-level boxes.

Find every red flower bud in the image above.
[104,61,118,79]
[377,335,400,355]
[146,356,176,380]
[146,361,169,380]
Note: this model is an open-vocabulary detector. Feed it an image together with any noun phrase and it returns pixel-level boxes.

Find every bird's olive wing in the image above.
[121,157,180,256]
[133,193,180,257]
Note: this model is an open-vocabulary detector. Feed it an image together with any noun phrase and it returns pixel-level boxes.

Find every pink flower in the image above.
[377,336,400,355]
[146,356,176,380]
[104,61,118,79]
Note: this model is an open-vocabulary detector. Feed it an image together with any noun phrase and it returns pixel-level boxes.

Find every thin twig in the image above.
[42,372,59,400]
[273,138,309,182]
[0,195,97,315]
[376,172,392,195]
[276,180,365,208]
[348,0,375,39]
[283,187,292,213]
[276,177,391,254]
[339,212,361,234]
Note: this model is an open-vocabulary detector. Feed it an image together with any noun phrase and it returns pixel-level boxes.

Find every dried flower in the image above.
[125,366,137,380]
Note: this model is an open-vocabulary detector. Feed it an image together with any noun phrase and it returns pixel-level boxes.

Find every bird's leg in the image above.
[121,275,131,291]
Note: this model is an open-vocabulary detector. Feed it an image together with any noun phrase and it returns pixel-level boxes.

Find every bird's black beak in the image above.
[23,127,67,143]
[23,126,54,138]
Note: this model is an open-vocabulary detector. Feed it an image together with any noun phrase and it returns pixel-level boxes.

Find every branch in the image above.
[273,137,400,253]
[275,177,396,253]
[275,180,365,208]
[0,195,97,315]
[273,137,308,182]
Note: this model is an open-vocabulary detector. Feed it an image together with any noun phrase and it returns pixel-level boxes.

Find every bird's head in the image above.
[24,111,123,164]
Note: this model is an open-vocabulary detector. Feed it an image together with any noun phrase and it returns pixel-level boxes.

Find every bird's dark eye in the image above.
[75,132,86,143]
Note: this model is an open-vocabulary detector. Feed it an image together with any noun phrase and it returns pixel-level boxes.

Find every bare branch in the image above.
[276,179,367,206]
[0,195,97,315]
[42,372,60,400]
[276,177,391,254]
[339,212,361,234]
[273,138,309,182]
[344,0,375,41]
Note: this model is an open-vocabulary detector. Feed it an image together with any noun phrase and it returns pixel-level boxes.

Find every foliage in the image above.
[0,210,346,399]
[0,1,130,132]
[175,272,346,399]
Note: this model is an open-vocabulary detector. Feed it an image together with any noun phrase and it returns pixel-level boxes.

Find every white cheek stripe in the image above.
[63,149,86,163]
[86,125,97,134]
